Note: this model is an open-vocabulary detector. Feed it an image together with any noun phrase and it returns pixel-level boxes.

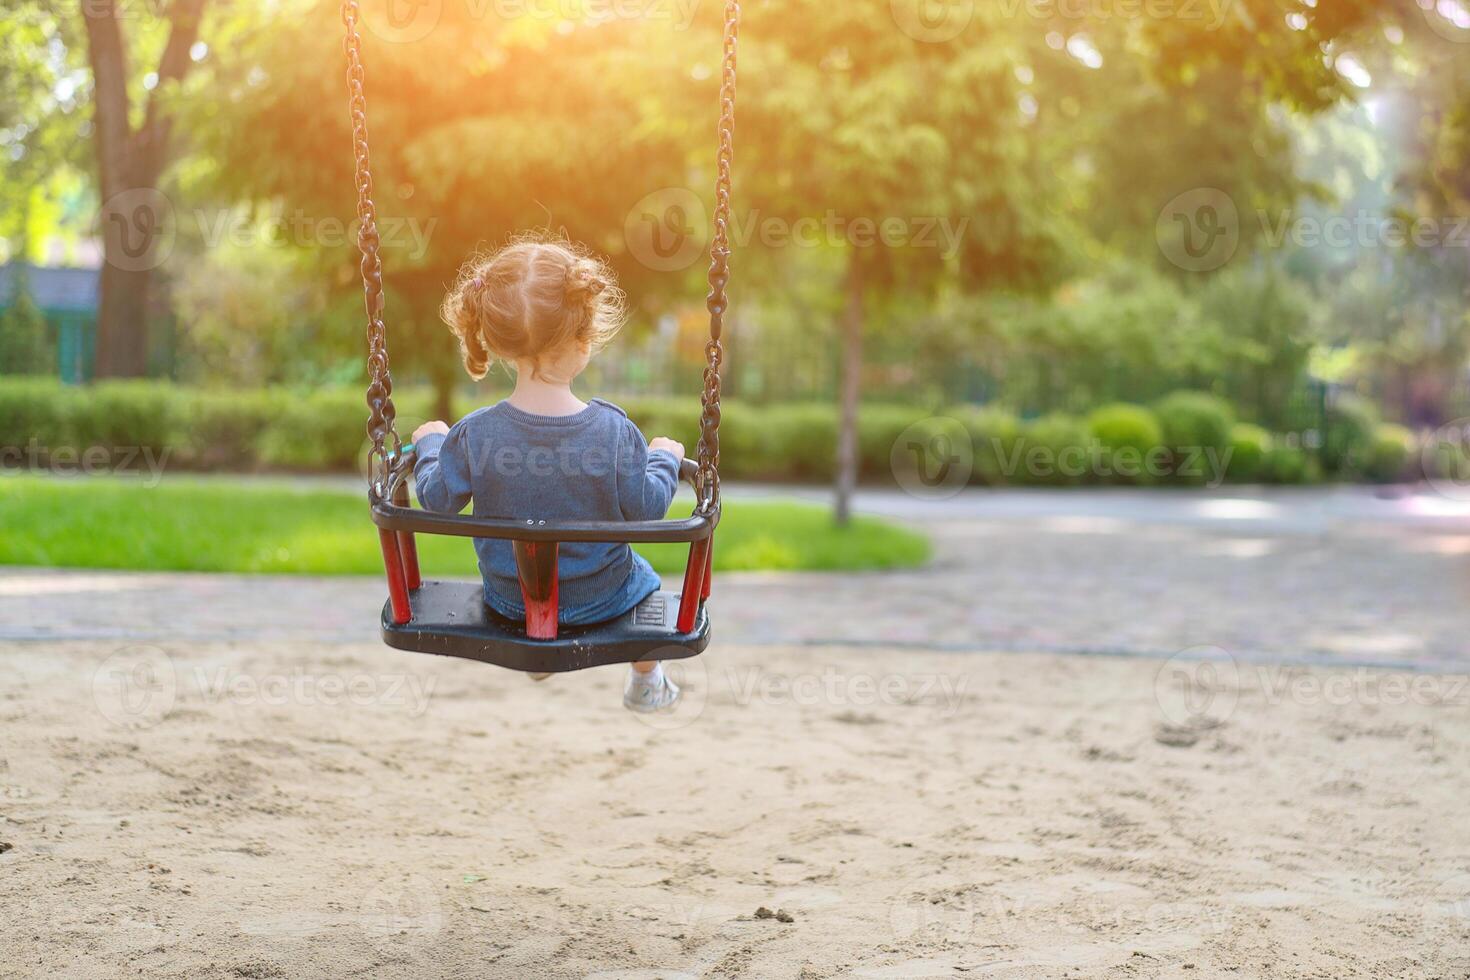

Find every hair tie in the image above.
[470,276,484,289]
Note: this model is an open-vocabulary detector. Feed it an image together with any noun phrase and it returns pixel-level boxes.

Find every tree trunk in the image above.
[95,265,151,377]
[834,253,863,527]
[83,0,206,378]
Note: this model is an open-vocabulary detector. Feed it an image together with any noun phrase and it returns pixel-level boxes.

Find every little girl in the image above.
[411,239,685,713]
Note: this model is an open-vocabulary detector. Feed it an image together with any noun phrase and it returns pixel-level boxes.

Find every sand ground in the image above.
[4,487,1469,978]
[3,632,1468,979]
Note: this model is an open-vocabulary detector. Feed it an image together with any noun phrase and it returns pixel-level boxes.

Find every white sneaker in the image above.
[526,672,552,682]
[623,663,680,713]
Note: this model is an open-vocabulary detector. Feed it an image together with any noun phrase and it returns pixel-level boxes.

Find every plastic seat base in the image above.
[380,581,710,672]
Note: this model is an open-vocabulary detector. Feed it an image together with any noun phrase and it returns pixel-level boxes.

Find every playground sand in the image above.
[2,637,1467,978]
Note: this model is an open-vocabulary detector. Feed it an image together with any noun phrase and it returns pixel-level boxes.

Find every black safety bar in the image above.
[368,454,718,544]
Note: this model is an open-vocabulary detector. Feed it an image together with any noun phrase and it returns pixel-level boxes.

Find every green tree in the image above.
[202,1,705,419]
[82,0,209,377]
[0,273,55,376]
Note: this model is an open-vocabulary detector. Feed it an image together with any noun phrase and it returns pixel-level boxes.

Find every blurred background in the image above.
[1,0,1469,528]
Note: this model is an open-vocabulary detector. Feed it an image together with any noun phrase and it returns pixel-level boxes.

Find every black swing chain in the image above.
[342,0,734,504]
[342,0,401,495]
[698,0,739,514]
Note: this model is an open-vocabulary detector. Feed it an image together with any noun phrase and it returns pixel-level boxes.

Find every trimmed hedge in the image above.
[1089,403,1165,485]
[0,380,1423,487]
[1152,390,1234,484]
[1226,423,1272,483]
[1364,423,1414,484]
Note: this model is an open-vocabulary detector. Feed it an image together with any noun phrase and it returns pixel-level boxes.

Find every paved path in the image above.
[3,485,1466,672]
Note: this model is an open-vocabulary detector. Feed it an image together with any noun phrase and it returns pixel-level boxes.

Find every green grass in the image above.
[0,476,930,576]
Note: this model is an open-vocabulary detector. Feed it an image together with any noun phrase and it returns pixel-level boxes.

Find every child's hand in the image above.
[413,421,450,444]
[649,437,685,463]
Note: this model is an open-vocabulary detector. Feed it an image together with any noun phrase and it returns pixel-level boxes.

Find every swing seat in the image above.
[380,584,709,672]
[370,455,717,673]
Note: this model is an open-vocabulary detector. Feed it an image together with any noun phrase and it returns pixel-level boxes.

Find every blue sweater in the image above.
[413,398,680,624]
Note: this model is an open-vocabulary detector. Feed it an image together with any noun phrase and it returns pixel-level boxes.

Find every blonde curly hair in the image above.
[440,238,627,380]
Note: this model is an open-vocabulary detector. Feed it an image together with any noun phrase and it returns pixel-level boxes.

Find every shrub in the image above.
[1015,413,1092,486]
[1259,441,1318,484]
[258,388,373,471]
[857,404,933,480]
[0,377,81,451]
[948,405,1022,485]
[761,403,837,481]
[0,287,54,376]
[1364,423,1414,484]
[1152,391,1234,483]
[181,389,285,469]
[1425,426,1470,487]
[1321,396,1378,477]
[72,381,180,460]
[1088,403,1164,485]
[619,397,703,455]
[1226,424,1272,483]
